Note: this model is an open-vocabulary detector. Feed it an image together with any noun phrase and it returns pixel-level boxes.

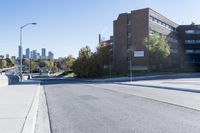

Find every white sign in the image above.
[134,51,144,57]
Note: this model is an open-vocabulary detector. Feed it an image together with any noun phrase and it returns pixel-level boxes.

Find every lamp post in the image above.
[19,23,37,81]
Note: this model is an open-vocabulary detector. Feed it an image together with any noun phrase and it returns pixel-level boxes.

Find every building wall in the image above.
[177,25,200,70]
[149,9,181,68]
[113,8,181,73]
[113,13,129,72]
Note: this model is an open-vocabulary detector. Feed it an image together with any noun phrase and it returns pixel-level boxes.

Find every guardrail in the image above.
[0,67,16,73]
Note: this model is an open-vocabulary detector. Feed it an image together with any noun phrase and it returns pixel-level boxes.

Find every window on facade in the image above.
[185,49,200,54]
[185,40,200,44]
[170,48,178,53]
[166,36,178,43]
[196,50,200,53]
[127,32,132,38]
[185,49,194,53]
[185,29,200,34]
[185,30,195,34]
[127,20,132,26]
[149,16,176,31]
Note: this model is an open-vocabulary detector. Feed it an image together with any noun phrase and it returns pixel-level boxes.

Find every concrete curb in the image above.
[35,86,51,133]
[21,85,41,133]
[117,82,200,93]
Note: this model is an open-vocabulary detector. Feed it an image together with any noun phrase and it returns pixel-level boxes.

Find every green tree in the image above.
[30,60,39,72]
[144,35,170,70]
[96,44,110,68]
[0,59,7,69]
[72,46,93,78]
[6,58,15,67]
[63,55,75,71]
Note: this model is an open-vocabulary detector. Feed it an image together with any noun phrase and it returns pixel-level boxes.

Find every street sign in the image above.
[134,51,144,57]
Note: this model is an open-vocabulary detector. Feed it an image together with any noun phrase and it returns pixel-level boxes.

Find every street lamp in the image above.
[19,23,37,81]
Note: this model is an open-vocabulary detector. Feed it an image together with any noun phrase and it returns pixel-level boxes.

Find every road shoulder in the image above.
[35,85,51,133]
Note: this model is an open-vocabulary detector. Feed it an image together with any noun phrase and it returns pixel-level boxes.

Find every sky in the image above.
[0,0,200,58]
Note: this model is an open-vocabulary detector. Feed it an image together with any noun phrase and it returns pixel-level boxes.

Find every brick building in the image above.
[110,8,200,73]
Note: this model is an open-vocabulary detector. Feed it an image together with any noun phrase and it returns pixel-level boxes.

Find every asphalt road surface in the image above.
[43,78,200,133]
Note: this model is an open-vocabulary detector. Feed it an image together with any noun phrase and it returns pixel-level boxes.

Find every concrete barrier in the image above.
[6,75,20,85]
[0,74,20,87]
[0,74,9,87]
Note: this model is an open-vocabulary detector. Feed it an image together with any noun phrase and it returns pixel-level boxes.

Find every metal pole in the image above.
[19,22,37,81]
[130,59,132,82]
[20,28,23,81]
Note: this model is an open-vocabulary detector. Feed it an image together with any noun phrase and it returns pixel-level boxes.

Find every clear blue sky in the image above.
[0,0,200,58]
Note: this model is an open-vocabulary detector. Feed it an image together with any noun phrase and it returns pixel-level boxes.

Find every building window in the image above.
[185,29,200,34]
[185,49,200,54]
[170,48,178,54]
[127,20,132,26]
[166,36,178,43]
[149,16,176,31]
[185,40,200,44]
[127,32,132,38]
[185,49,194,54]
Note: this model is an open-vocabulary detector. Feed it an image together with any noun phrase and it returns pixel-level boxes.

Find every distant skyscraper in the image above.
[32,50,37,60]
[36,53,40,59]
[0,55,4,59]
[41,48,46,59]
[6,54,9,59]
[18,45,22,60]
[26,48,30,59]
[48,51,54,60]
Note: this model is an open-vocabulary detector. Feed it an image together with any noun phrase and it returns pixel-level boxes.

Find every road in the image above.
[42,78,200,133]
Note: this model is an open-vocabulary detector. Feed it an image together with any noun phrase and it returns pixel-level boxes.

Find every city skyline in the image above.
[1,0,200,58]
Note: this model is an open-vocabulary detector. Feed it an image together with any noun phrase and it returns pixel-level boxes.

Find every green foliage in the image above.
[50,66,57,73]
[72,45,111,78]
[72,46,93,78]
[0,59,7,69]
[30,60,39,72]
[39,60,53,68]
[144,35,170,70]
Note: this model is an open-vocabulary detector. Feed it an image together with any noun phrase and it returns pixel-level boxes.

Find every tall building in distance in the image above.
[26,48,30,59]
[6,54,10,59]
[48,51,54,60]
[18,45,22,60]
[41,48,46,59]
[32,50,37,60]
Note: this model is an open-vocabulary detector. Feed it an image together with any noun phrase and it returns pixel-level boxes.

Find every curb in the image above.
[117,82,200,93]
[21,85,41,133]
[34,86,51,133]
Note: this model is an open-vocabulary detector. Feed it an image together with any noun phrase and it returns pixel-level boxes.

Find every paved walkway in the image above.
[0,83,40,133]
[120,77,200,93]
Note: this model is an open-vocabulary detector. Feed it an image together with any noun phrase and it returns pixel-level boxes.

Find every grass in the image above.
[64,72,76,78]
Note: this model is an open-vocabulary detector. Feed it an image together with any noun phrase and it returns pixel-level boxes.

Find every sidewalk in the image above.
[119,77,200,93]
[87,73,200,83]
[0,82,40,133]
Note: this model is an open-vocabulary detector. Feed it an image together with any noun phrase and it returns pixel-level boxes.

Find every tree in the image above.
[96,44,110,68]
[144,35,170,70]
[0,59,7,69]
[63,55,75,71]
[6,58,15,67]
[72,46,92,78]
[30,60,39,72]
